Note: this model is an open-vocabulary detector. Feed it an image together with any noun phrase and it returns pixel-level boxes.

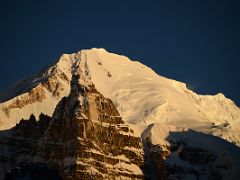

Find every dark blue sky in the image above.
[0,0,240,105]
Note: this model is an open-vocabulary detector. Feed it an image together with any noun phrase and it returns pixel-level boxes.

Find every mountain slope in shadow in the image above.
[142,123,240,180]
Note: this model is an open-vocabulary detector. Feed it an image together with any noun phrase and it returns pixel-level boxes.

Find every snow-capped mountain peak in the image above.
[1,48,240,145]
[0,48,240,179]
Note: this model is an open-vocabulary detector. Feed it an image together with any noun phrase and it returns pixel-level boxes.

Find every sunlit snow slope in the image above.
[85,48,240,146]
[0,48,240,147]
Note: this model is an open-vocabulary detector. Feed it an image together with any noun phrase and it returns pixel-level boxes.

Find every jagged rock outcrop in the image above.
[0,113,51,179]
[0,75,144,179]
[38,75,144,179]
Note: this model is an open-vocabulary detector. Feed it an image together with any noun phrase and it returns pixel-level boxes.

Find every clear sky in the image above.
[0,0,240,105]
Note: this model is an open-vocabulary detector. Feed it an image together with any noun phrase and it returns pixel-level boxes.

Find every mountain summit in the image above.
[0,48,240,179]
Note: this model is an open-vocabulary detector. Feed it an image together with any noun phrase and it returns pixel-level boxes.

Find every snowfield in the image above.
[84,48,240,147]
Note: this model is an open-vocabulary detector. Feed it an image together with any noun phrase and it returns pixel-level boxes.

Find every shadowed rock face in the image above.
[142,128,240,180]
[38,75,144,179]
[0,114,50,157]
[12,114,51,139]
[0,75,144,179]
[142,137,170,180]
[0,113,52,180]
[142,138,221,180]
